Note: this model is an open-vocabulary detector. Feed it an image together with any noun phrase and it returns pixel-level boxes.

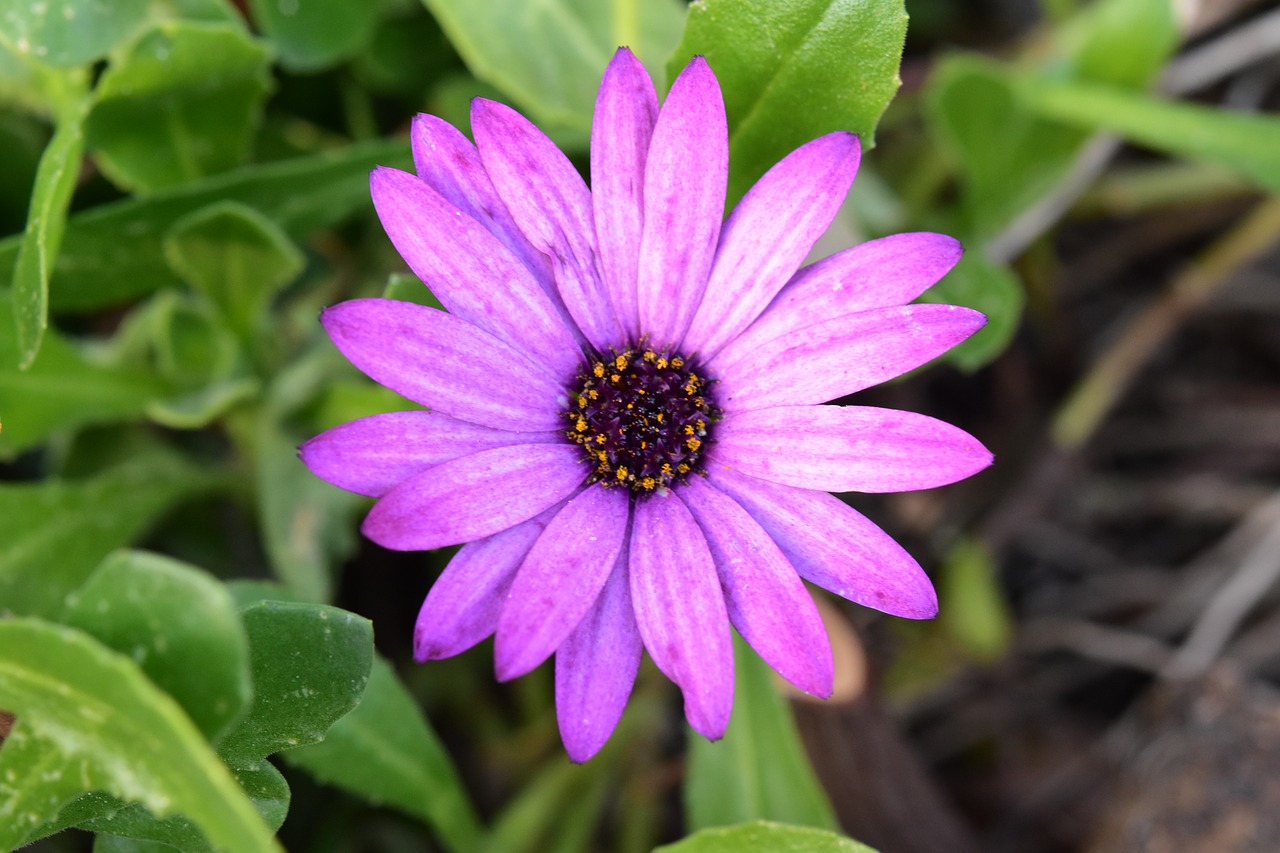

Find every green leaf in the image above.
[0,453,217,618]
[938,536,1013,660]
[422,0,686,131]
[0,138,411,312]
[685,636,838,833]
[668,0,907,206]
[283,657,485,853]
[162,201,306,346]
[0,619,279,852]
[926,55,1087,238]
[84,22,272,193]
[214,599,374,769]
[1021,77,1280,195]
[0,0,150,67]
[69,761,289,851]
[11,92,87,368]
[248,0,389,71]
[657,821,877,853]
[0,300,167,456]
[918,250,1023,371]
[61,550,252,740]
[1055,0,1177,88]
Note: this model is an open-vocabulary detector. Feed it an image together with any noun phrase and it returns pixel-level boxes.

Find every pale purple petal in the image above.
[732,232,964,354]
[495,484,630,681]
[363,444,587,551]
[414,501,566,661]
[682,132,862,359]
[300,410,559,498]
[708,468,938,619]
[555,536,642,763]
[711,304,987,413]
[591,47,658,342]
[712,405,993,493]
[371,167,581,379]
[680,476,833,697]
[410,114,559,302]
[472,98,621,350]
[630,490,733,739]
[635,57,727,351]
[321,299,564,431]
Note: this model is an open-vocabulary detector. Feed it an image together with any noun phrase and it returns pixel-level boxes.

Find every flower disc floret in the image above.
[565,347,717,493]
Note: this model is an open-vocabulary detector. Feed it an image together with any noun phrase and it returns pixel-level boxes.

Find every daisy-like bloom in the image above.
[302,48,992,761]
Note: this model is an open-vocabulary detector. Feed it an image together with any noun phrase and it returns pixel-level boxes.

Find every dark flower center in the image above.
[565,346,719,493]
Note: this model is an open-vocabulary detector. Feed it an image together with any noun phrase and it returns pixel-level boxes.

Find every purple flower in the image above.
[301,48,992,761]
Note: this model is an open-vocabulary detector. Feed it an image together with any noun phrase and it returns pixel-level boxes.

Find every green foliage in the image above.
[669,0,908,206]
[0,0,150,67]
[85,22,272,193]
[657,821,878,853]
[685,636,839,833]
[248,0,391,72]
[422,0,686,132]
[283,657,486,852]
[0,619,279,852]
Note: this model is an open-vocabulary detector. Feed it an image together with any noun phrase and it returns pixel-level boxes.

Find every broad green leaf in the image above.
[284,657,485,853]
[422,0,686,131]
[85,22,272,193]
[668,0,907,205]
[0,300,167,456]
[657,821,877,853]
[0,452,217,618]
[926,55,1087,238]
[147,376,261,429]
[11,91,87,367]
[685,636,838,833]
[215,599,374,768]
[1021,77,1280,194]
[248,0,389,71]
[0,138,411,311]
[0,0,150,67]
[0,619,279,852]
[163,201,305,346]
[61,550,252,740]
[919,250,1023,371]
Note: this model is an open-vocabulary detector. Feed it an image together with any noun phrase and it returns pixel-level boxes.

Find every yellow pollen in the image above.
[575,417,587,432]
[595,435,606,444]
[686,437,702,452]
[593,362,605,378]
[656,412,665,423]
[614,355,628,370]
[610,374,621,382]
[684,425,695,435]
[616,466,629,481]
[641,477,656,490]
[577,395,587,408]
[643,350,657,362]
[671,357,684,368]
[676,463,690,474]
[661,463,673,475]
[655,357,668,369]
[588,389,599,400]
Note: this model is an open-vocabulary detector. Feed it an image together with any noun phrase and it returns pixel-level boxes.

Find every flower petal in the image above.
[734,232,964,353]
[635,57,727,351]
[712,405,993,493]
[362,443,587,551]
[321,298,564,431]
[495,484,630,681]
[683,132,861,359]
[711,304,987,413]
[591,47,658,343]
[555,537,642,763]
[299,410,559,498]
[630,490,733,739]
[472,98,621,351]
[680,476,833,697]
[410,113,558,299]
[708,468,938,619]
[371,166,581,379]
[414,501,565,661]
